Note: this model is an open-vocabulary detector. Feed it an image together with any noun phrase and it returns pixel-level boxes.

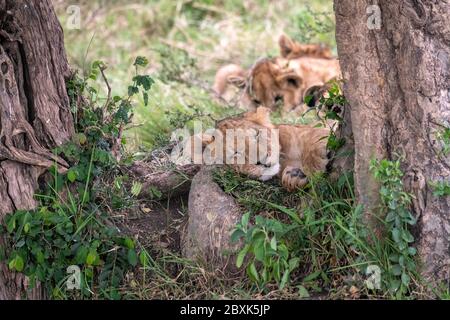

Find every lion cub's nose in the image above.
[256,160,272,168]
[287,168,306,179]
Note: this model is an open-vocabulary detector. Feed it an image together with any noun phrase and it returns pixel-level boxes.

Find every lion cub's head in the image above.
[228,58,304,114]
[279,34,333,60]
[185,108,281,181]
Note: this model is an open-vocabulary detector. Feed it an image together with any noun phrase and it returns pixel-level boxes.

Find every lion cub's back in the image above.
[288,57,341,86]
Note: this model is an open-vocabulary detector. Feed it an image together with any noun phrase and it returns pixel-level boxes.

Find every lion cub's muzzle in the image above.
[256,152,281,182]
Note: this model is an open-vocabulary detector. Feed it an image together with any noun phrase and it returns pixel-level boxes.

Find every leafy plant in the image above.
[220,168,362,294]
[231,212,300,290]
[304,81,346,121]
[305,82,347,151]
[430,181,450,197]
[2,57,154,299]
[436,126,450,156]
[370,158,418,297]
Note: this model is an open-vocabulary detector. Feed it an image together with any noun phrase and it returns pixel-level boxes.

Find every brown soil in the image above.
[120,194,189,253]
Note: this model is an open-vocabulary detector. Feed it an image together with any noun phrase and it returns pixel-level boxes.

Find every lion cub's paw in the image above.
[281,166,308,192]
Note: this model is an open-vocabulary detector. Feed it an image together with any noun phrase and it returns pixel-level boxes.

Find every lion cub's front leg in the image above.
[281,166,308,191]
[278,124,330,191]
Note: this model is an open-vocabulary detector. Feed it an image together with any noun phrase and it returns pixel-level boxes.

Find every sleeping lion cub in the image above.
[184,107,330,191]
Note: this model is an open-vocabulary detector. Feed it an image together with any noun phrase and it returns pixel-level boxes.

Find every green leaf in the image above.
[236,244,250,268]
[6,216,16,233]
[131,182,142,197]
[143,92,149,106]
[16,256,26,271]
[401,272,411,286]
[402,229,414,243]
[139,252,149,266]
[407,247,417,256]
[389,254,399,263]
[289,257,300,272]
[298,285,310,298]
[67,169,78,183]
[241,212,250,229]
[247,262,260,283]
[127,249,138,267]
[270,236,277,251]
[390,279,401,292]
[86,250,98,266]
[124,237,135,249]
[16,239,25,248]
[392,228,401,243]
[304,95,313,106]
[254,241,265,262]
[303,270,321,282]
[134,75,154,91]
[11,255,24,272]
[36,250,45,264]
[134,56,149,67]
[274,260,281,282]
[231,229,245,243]
[385,211,396,223]
[128,85,139,97]
[280,270,290,289]
[391,264,403,276]
[75,246,89,264]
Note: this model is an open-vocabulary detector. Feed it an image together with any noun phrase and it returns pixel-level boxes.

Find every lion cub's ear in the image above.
[245,107,274,128]
[279,34,296,58]
[228,75,247,89]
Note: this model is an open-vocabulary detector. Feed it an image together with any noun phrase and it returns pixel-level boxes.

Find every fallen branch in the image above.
[127,161,201,200]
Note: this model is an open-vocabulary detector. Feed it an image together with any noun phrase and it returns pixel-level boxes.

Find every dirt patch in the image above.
[120,194,189,253]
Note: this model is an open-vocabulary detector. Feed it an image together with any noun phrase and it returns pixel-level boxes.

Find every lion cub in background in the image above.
[213,35,340,115]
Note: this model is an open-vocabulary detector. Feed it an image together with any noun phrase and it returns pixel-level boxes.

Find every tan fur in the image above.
[214,57,340,114]
[278,124,330,191]
[214,58,304,114]
[279,34,334,60]
[213,64,247,97]
[197,107,330,191]
[286,57,341,91]
[214,107,279,180]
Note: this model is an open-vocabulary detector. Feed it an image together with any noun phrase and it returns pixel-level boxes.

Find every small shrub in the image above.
[370,158,418,297]
[430,181,450,197]
[232,211,300,291]
[2,57,154,299]
[436,126,450,156]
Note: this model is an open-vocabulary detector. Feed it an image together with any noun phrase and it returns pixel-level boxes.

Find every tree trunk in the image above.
[334,0,450,287]
[0,0,74,299]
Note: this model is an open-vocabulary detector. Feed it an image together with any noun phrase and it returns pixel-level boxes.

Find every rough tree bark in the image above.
[0,0,74,299]
[334,0,450,287]
[128,162,200,200]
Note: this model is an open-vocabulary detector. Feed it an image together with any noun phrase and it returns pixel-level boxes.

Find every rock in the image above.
[182,166,243,272]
